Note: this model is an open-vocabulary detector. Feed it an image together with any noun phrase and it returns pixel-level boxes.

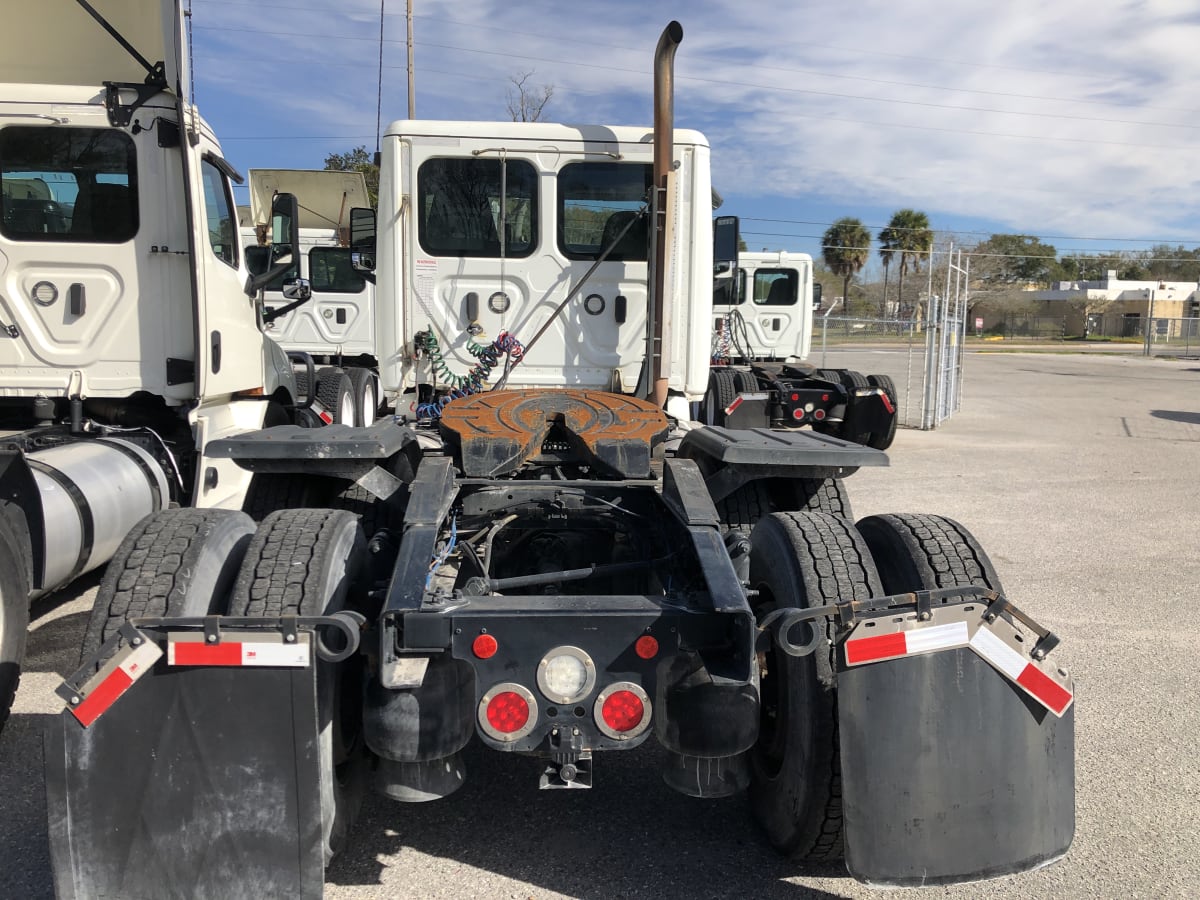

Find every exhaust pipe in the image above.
[650,20,682,407]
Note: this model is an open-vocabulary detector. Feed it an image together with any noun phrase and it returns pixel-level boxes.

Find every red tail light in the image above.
[594,682,652,740]
[478,683,537,742]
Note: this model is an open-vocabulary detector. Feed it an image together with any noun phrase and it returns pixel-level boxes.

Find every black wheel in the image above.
[242,473,338,522]
[81,509,257,662]
[865,374,898,451]
[733,369,760,394]
[716,477,852,533]
[316,367,355,425]
[347,367,378,427]
[815,369,842,384]
[703,368,739,426]
[0,507,31,735]
[855,513,1003,596]
[748,512,883,861]
[229,509,369,866]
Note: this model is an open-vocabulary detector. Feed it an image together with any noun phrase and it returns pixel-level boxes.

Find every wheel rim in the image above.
[359,381,376,427]
[339,390,355,425]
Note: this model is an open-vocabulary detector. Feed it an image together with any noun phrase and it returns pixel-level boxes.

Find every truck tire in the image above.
[242,474,338,522]
[316,367,356,426]
[855,513,1003,595]
[865,374,898,451]
[229,509,369,866]
[347,367,377,427]
[81,509,257,662]
[703,368,739,426]
[0,509,31,735]
[717,477,852,533]
[839,370,871,445]
[748,512,883,861]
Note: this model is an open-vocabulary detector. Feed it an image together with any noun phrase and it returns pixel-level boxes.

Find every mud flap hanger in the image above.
[56,612,364,723]
[757,586,1062,661]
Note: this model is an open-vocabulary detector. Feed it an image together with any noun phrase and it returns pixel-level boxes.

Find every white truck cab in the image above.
[363,121,714,415]
[712,250,820,362]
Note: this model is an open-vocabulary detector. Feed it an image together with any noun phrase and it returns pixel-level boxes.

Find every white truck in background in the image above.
[240,169,382,425]
[709,243,897,449]
[0,0,339,733]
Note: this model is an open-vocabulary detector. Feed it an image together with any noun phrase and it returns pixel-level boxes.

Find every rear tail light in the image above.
[479,683,537,742]
[594,682,652,740]
[537,646,596,704]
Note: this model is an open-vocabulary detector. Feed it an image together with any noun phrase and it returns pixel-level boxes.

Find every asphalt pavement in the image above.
[2,350,1198,899]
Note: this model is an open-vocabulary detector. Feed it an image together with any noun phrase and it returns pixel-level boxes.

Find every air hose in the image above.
[414,330,525,419]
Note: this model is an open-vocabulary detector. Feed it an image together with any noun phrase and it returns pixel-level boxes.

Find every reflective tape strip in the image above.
[167,639,309,668]
[845,621,969,666]
[969,626,1074,716]
[70,640,163,727]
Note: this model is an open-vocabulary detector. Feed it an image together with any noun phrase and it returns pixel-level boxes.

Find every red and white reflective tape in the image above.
[724,392,769,416]
[70,640,163,728]
[167,635,309,668]
[844,620,969,665]
[969,627,1074,717]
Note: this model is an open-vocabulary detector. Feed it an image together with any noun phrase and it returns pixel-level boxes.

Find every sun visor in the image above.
[0,1,185,97]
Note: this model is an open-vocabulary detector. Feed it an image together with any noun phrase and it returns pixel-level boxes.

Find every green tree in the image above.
[324,145,379,207]
[969,233,1059,287]
[821,217,871,312]
[880,209,932,314]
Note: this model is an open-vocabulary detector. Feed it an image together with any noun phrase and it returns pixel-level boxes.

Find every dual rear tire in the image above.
[747,510,1004,862]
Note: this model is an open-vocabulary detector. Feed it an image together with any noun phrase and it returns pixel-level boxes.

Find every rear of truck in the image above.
[45,17,1074,900]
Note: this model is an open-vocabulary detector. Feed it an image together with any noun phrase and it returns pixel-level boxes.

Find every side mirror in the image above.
[713,215,740,269]
[246,192,303,296]
[813,282,823,310]
[245,245,271,277]
[350,207,376,253]
[282,278,312,303]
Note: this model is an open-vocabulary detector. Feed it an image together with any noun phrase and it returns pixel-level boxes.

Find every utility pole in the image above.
[407,0,415,118]
[1143,287,1155,357]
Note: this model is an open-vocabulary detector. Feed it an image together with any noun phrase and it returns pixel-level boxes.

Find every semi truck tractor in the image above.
[0,1,336,732]
[709,248,898,450]
[45,11,1075,898]
[241,168,382,426]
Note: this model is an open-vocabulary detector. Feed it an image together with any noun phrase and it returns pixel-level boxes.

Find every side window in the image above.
[200,159,238,268]
[310,247,365,293]
[753,268,798,306]
[558,162,651,261]
[243,242,297,291]
[0,125,137,243]
[418,157,537,258]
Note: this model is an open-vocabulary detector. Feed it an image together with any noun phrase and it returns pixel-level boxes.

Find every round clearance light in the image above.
[537,645,596,704]
[472,633,498,659]
[31,281,58,307]
[595,682,651,740]
[479,683,537,742]
[634,635,658,659]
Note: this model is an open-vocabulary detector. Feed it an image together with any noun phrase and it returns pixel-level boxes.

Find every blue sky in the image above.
[190,0,1200,277]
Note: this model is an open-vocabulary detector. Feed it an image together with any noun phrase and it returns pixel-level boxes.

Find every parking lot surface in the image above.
[2,351,1197,899]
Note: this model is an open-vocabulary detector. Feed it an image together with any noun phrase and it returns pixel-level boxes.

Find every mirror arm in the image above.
[263,294,310,324]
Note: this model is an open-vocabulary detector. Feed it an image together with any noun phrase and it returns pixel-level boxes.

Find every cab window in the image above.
[310,247,365,293]
[558,162,651,261]
[713,268,746,306]
[0,126,137,243]
[201,159,238,268]
[753,268,798,306]
[418,157,537,258]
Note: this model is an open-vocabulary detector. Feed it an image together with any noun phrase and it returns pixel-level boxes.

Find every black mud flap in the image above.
[46,635,325,900]
[836,600,1075,886]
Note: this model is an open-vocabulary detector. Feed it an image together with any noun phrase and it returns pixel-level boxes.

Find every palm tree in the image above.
[821,217,871,314]
[883,209,933,316]
[877,224,899,317]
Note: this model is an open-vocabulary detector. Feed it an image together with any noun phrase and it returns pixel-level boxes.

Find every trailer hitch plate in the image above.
[836,599,1075,886]
[439,389,669,477]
